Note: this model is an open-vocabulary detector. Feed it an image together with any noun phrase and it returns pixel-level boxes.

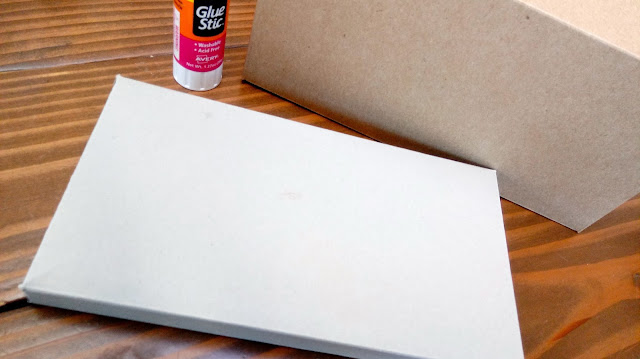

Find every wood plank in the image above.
[507,195,640,357]
[0,0,255,71]
[0,306,344,359]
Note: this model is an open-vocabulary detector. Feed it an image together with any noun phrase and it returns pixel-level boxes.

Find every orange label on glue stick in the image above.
[173,0,229,73]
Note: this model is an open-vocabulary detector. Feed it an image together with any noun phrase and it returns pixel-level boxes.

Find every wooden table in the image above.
[1,1,638,358]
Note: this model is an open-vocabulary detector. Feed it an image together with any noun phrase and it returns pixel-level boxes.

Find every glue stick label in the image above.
[173,0,228,72]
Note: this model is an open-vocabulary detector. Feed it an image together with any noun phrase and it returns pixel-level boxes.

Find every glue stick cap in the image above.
[173,58,223,91]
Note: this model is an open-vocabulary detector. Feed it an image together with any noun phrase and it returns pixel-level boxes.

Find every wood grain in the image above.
[0,306,344,359]
[0,0,255,71]
[0,0,639,358]
[507,195,640,358]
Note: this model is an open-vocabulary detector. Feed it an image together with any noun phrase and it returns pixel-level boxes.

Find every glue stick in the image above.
[173,0,230,91]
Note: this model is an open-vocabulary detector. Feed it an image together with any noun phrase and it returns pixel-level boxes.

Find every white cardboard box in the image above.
[22,77,523,359]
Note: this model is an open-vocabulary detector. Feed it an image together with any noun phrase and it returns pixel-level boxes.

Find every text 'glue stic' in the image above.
[173,0,230,91]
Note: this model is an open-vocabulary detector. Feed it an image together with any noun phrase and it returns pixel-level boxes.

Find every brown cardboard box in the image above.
[243,0,640,231]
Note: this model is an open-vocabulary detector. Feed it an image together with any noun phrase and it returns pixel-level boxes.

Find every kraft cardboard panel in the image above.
[243,0,640,231]
[521,0,640,57]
